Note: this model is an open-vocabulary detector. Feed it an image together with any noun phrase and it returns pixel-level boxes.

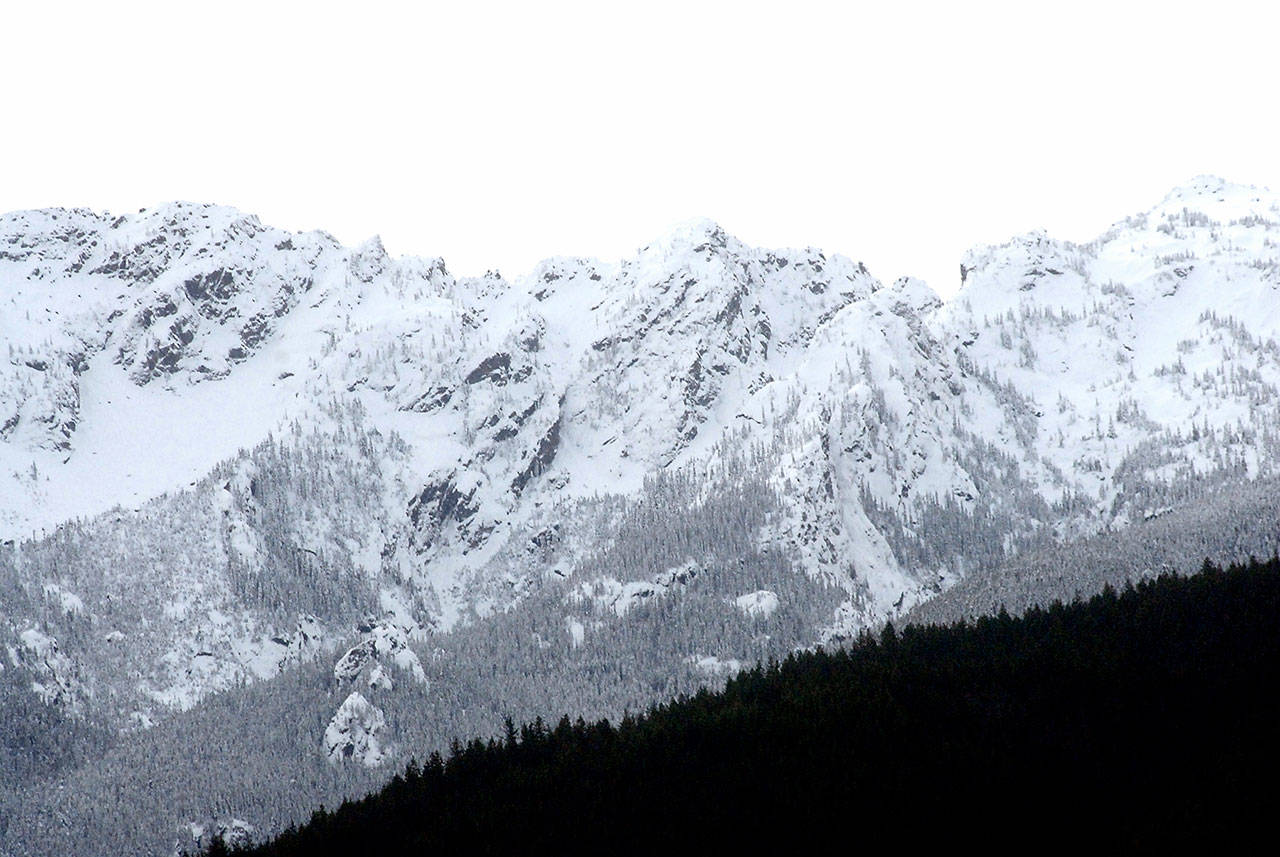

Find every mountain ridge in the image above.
[6,176,1280,855]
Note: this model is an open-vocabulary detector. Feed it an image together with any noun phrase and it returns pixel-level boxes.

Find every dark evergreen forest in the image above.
[214,557,1280,855]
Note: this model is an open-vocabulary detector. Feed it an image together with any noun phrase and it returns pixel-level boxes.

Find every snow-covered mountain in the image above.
[5,178,1280,711]
[5,176,1280,854]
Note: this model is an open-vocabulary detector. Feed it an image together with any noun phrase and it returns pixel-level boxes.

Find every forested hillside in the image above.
[225,557,1280,855]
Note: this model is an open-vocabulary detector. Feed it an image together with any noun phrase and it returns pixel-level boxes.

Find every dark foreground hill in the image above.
[219,557,1280,855]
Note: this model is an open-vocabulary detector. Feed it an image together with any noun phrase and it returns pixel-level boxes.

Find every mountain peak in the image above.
[648,217,733,255]
[1164,174,1233,199]
[889,276,942,314]
[1157,175,1273,209]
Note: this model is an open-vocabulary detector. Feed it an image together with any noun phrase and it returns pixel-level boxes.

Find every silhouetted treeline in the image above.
[222,557,1280,855]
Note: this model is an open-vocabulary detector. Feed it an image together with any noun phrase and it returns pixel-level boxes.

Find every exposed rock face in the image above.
[333,622,425,687]
[179,818,256,854]
[323,691,387,766]
[8,627,89,713]
[567,561,703,619]
[1,351,82,452]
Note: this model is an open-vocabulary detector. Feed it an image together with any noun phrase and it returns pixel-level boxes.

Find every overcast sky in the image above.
[3,0,1276,297]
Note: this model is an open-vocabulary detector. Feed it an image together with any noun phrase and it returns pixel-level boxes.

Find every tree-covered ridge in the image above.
[224,557,1280,855]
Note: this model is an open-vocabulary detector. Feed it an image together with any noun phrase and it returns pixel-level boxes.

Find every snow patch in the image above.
[735,590,779,619]
[565,617,585,647]
[689,655,744,677]
[41,583,86,616]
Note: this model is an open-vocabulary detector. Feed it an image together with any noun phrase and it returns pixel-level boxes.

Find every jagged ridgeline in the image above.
[228,559,1280,854]
[6,178,1280,855]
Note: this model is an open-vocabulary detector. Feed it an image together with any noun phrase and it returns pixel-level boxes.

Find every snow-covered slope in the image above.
[4,178,1280,733]
[949,176,1280,522]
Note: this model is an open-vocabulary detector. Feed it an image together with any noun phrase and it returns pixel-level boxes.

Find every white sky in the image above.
[2,0,1277,298]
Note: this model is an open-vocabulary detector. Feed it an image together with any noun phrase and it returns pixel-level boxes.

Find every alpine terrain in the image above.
[4,175,1280,855]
